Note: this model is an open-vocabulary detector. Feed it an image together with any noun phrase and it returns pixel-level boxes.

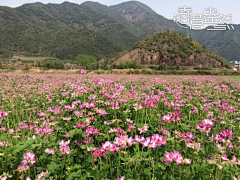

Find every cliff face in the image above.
[113,48,223,68]
[113,31,225,68]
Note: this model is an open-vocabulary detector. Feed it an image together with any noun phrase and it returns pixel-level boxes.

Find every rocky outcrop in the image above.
[113,48,223,68]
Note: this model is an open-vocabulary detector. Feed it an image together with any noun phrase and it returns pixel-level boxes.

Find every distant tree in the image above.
[75,54,97,70]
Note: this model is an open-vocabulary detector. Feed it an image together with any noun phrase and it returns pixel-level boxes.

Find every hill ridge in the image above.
[0,1,239,61]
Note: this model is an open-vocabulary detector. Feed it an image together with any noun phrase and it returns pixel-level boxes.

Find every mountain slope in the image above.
[0,1,239,61]
[113,31,225,68]
[110,1,240,62]
[0,2,137,59]
[110,1,178,38]
[187,26,240,62]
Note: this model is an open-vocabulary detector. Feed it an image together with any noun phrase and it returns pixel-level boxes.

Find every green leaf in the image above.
[47,162,59,172]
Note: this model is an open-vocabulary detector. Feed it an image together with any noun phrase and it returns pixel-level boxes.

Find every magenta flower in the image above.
[116,176,125,180]
[59,140,71,156]
[171,150,184,165]
[162,114,172,124]
[44,148,55,155]
[63,117,71,121]
[163,151,173,164]
[163,151,185,165]
[92,148,100,158]
[36,170,49,180]
[74,110,83,118]
[76,122,86,128]
[17,163,29,173]
[138,124,149,134]
[0,111,8,118]
[80,69,87,74]
[114,135,136,149]
[135,135,145,143]
[98,109,107,117]
[221,152,229,161]
[196,119,214,136]
[22,152,36,165]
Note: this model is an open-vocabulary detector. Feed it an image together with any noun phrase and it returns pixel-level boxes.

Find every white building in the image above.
[229,61,240,70]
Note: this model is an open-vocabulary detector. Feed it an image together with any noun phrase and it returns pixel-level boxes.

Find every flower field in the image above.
[0,74,240,180]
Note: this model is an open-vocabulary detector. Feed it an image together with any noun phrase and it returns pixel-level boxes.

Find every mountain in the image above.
[187,26,240,62]
[0,1,138,59]
[113,31,225,68]
[110,1,179,38]
[0,1,239,61]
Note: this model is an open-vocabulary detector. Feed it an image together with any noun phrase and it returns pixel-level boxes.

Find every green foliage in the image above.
[134,31,226,66]
[183,27,240,62]
[0,1,239,62]
[113,59,142,69]
[75,54,97,70]
[0,2,131,60]
[40,59,65,69]
[9,67,16,71]
[1,74,240,179]
[135,31,197,57]
[98,59,112,70]
[0,52,14,60]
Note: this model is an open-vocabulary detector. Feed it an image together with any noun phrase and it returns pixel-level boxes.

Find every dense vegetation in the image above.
[0,75,240,179]
[0,2,136,60]
[0,1,239,61]
[135,31,227,65]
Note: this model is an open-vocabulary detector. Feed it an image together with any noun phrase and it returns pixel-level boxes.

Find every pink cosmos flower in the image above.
[127,124,136,132]
[85,126,100,135]
[44,148,55,155]
[135,135,145,143]
[171,151,184,165]
[102,141,120,154]
[163,151,185,165]
[162,114,172,124]
[22,152,36,165]
[163,151,173,164]
[74,110,83,118]
[9,129,14,134]
[36,170,49,180]
[38,111,46,117]
[0,127,6,131]
[126,118,133,123]
[17,163,29,173]
[76,122,86,128]
[114,135,136,149]
[186,132,195,140]
[63,117,71,121]
[0,111,8,118]
[59,140,71,156]
[64,133,69,137]
[116,176,125,180]
[92,148,100,158]
[196,119,214,136]
[221,152,229,161]
[98,109,107,117]
[161,127,171,136]
[80,69,87,74]
[138,124,149,134]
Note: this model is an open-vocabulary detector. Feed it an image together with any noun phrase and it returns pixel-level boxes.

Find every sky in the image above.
[0,0,240,24]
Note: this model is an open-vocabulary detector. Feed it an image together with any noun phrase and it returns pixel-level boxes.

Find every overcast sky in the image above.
[1,0,240,24]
